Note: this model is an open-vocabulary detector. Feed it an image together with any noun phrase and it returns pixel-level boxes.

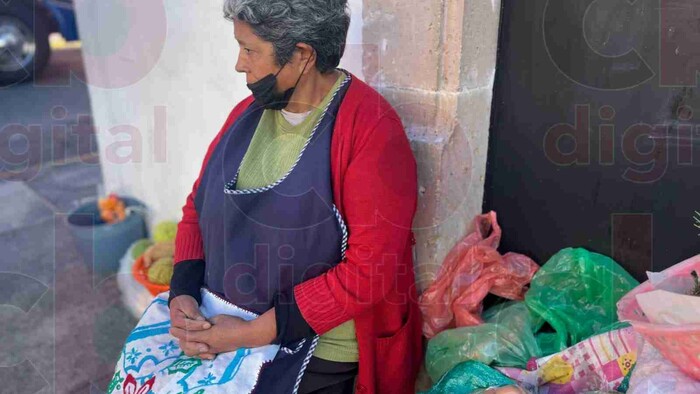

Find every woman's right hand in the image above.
[169,295,216,360]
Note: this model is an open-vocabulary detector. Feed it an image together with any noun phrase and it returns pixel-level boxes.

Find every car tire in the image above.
[0,3,51,87]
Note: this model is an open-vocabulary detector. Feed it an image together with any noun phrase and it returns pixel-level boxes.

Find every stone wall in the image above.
[362,0,503,290]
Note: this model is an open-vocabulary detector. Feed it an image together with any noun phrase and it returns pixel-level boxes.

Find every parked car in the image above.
[0,0,79,86]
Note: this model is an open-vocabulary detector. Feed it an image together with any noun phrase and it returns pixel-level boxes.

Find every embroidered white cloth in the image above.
[107,289,279,394]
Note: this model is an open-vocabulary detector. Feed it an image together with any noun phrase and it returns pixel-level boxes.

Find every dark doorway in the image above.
[483,0,700,280]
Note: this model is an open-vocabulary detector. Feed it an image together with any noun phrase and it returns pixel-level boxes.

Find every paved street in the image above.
[1,47,137,393]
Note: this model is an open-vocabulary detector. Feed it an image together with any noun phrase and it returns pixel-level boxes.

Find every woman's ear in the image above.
[295,43,316,74]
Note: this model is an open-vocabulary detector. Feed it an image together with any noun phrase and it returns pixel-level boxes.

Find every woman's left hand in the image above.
[169,309,278,358]
[170,314,249,356]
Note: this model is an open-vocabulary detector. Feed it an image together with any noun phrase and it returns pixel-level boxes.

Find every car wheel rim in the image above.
[0,16,36,72]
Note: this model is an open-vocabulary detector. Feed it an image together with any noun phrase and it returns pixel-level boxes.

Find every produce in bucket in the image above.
[142,240,174,267]
[98,193,126,223]
[147,257,174,285]
[153,221,178,242]
[131,239,153,259]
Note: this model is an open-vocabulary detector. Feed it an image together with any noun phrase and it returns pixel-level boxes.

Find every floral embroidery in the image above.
[166,358,202,375]
[123,373,155,394]
[126,348,142,365]
[110,292,280,392]
[197,373,216,385]
[158,340,178,357]
[107,371,125,393]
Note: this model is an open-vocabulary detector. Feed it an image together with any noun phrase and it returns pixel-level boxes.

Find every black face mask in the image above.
[247,55,311,110]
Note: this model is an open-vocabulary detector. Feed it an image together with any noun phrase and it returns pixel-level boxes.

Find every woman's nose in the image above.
[235,54,247,73]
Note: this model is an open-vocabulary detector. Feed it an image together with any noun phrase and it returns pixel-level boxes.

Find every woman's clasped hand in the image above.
[168,294,270,360]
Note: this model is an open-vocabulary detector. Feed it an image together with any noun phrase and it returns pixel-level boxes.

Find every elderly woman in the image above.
[109,1,421,393]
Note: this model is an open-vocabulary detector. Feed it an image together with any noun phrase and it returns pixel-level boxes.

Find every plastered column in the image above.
[363,0,502,290]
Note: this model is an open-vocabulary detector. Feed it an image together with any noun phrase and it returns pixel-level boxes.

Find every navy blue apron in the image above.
[194,71,352,394]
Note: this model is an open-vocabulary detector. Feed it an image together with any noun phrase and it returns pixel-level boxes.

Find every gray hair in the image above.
[223,0,350,73]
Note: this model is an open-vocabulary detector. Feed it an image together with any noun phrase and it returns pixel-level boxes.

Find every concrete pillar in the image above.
[362,0,502,290]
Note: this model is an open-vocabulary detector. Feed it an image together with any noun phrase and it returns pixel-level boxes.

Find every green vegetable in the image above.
[147,257,174,284]
[131,239,153,259]
[153,221,178,242]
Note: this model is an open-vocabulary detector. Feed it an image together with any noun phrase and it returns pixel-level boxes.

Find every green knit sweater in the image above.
[235,73,358,362]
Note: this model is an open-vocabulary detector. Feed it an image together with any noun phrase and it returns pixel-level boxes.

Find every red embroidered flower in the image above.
[123,374,155,394]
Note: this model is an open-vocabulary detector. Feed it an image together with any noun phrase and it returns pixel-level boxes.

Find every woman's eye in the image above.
[244,48,252,53]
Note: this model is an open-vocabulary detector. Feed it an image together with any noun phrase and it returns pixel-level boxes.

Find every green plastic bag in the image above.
[419,360,515,394]
[524,248,638,352]
[535,332,560,358]
[425,302,541,382]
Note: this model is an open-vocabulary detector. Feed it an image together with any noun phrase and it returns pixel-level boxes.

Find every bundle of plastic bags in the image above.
[423,245,640,393]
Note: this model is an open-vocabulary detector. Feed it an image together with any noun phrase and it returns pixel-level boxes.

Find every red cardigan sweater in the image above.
[174,72,423,394]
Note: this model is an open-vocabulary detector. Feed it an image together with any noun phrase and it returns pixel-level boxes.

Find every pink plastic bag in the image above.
[627,333,700,394]
[419,211,539,338]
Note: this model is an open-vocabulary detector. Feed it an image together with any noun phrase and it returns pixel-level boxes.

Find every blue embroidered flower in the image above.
[197,373,216,385]
[159,340,178,356]
[125,348,142,365]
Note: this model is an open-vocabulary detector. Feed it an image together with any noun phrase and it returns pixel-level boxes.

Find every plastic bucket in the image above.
[67,197,148,280]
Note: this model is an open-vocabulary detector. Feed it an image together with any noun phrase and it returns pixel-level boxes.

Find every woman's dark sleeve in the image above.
[272,290,317,345]
[167,259,206,306]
